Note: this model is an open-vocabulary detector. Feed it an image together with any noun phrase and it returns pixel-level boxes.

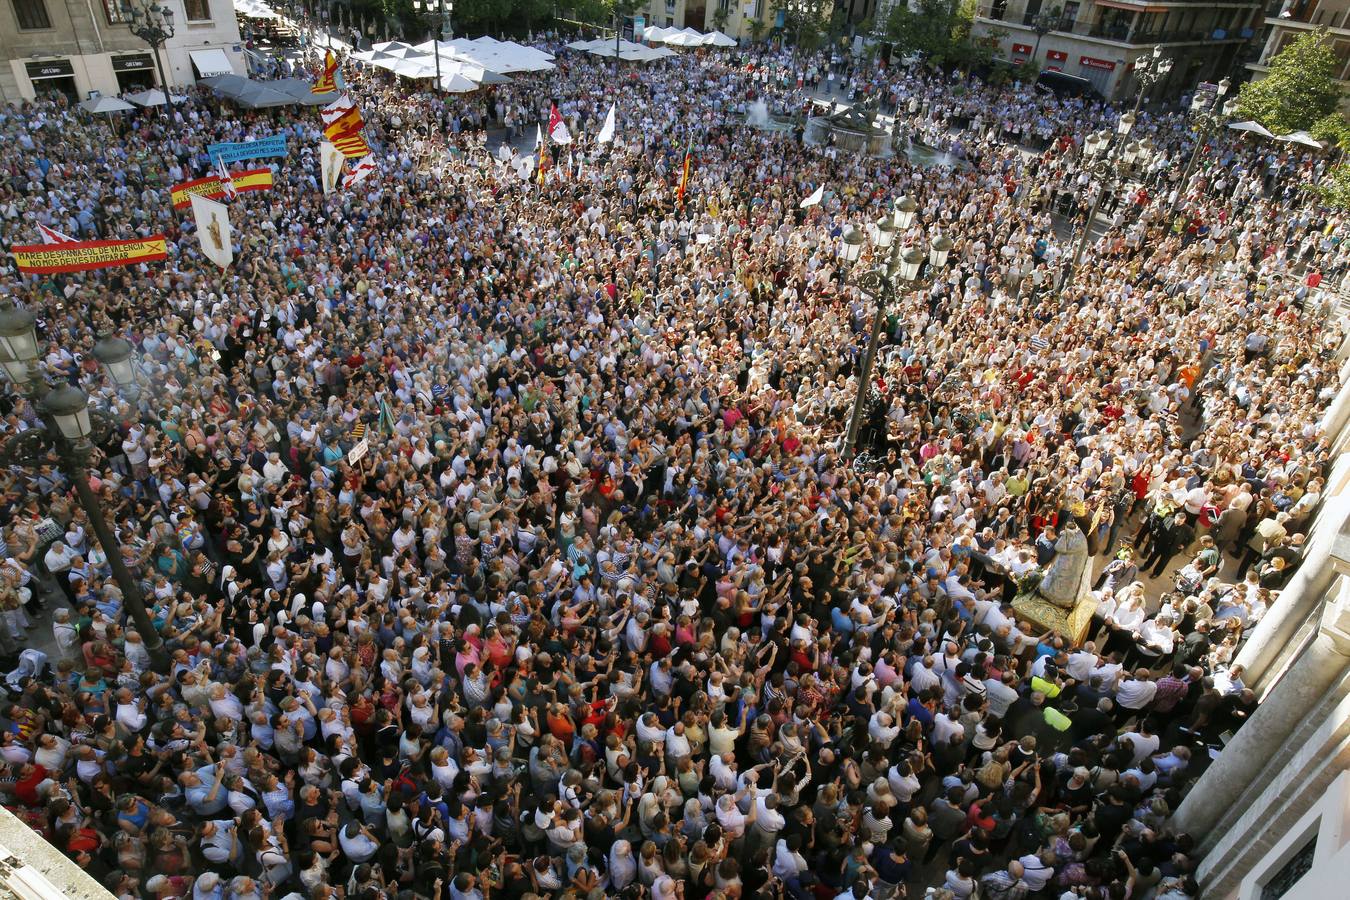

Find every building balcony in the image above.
[976,6,1257,46]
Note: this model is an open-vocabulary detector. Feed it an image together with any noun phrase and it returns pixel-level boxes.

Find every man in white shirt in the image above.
[1067,644,1100,682]
[868,711,901,748]
[43,541,78,604]
[114,688,148,733]
[1018,850,1056,892]
[1118,721,1162,765]
[1114,669,1158,718]
[751,793,786,850]
[984,671,1020,718]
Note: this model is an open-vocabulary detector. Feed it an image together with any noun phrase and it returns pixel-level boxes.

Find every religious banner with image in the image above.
[169,168,274,208]
[189,194,233,269]
[10,236,168,273]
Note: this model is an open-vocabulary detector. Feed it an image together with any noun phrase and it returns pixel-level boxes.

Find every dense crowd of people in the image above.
[0,32,1342,900]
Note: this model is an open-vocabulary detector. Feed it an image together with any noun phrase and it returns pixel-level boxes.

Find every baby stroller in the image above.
[5,649,49,698]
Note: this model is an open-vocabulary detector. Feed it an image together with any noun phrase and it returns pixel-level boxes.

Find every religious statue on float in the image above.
[1011,521,1099,646]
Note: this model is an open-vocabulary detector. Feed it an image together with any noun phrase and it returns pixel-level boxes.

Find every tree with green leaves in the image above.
[711,5,731,33]
[1315,164,1350,210]
[1237,28,1345,135]
[774,0,834,50]
[748,16,767,42]
[884,0,994,71]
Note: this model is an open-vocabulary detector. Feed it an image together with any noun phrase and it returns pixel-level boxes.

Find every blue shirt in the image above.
[185,764,228,816]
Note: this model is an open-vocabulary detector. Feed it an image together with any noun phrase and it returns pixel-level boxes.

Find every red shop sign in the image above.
[1011,43,1033,54]
[1080,56,1117,70]
[1046,65,1063,71]
[1047,50,1068,61]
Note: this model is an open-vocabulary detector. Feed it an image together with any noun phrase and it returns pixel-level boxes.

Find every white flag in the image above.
[800,184,824,208]
[597,103,616,145]
[189,193,232,269]
[214,157,237,200]
[343,156,377,189]
[320,140,344,195]
[38,223,77,244]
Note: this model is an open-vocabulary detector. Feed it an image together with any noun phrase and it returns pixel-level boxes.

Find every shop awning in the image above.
[190,48,235,79]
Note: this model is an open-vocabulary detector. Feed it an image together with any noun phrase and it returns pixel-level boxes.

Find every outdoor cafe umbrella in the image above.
[1227,120,1275,138]
[1274,130,1324,149]
[79,96,136,114]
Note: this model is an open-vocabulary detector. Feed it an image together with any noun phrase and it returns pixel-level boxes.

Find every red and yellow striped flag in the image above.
[331,132,370,159]
[676,135,693,207]
[314,50,338,94]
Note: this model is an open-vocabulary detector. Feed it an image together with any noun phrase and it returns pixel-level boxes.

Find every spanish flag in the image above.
[314,50,338,94]
[676,135,693,207]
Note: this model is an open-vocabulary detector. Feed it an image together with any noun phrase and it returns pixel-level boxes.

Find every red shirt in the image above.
[14,764,48,807]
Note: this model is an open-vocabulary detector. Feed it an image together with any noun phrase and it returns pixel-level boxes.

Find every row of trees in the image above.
[882,0,1002,72]
[1230,29,1350,210]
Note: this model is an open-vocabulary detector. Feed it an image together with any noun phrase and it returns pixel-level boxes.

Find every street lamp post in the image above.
[1054,115,1156,303]
[122,1,176,133]
[1168,80,1237,233]
[1030,11,1057,68]
[838,196,953,456]
[415,0,453,136]
[0,304,168,673]
[1130,45,1174,116]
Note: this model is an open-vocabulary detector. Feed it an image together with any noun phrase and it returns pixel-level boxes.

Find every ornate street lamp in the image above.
[121,1,177,133]
[836,204,953,456]
[1169,79,1237,231]
[1131,45,1174,114]
[0,304,166,672]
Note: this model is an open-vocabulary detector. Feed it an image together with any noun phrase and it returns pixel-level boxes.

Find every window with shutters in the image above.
[12,0,52,29]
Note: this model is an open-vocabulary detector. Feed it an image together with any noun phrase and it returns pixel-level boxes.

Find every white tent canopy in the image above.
[126,88,188,107]
[641,25,676,42]
[233,0,279,19]
[80,96,137,113]
[662,29,709,48]
[369,42,431,60]
[567,38,671,63]
[438,72,481,93]
[352,36,554,81]
[704,30,737,47]
[1228,120,1275,138]
[413,38,555,74]
[1275,130,1324,149]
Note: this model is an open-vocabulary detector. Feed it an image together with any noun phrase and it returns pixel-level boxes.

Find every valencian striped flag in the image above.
[322,93,369,158]
[330,132,371,158]
[676,135,693,206]
[314,50,339,94]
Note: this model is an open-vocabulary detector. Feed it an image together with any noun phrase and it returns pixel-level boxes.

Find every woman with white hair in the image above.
[609,839,638,890]
[650,874,679,899]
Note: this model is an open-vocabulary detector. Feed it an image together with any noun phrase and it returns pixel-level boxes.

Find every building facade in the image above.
[1247,0,1350,90]
[0,0,243,104]
[1165,337,1350,898]
[972,0,1262,99]
[635,0,778,41]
